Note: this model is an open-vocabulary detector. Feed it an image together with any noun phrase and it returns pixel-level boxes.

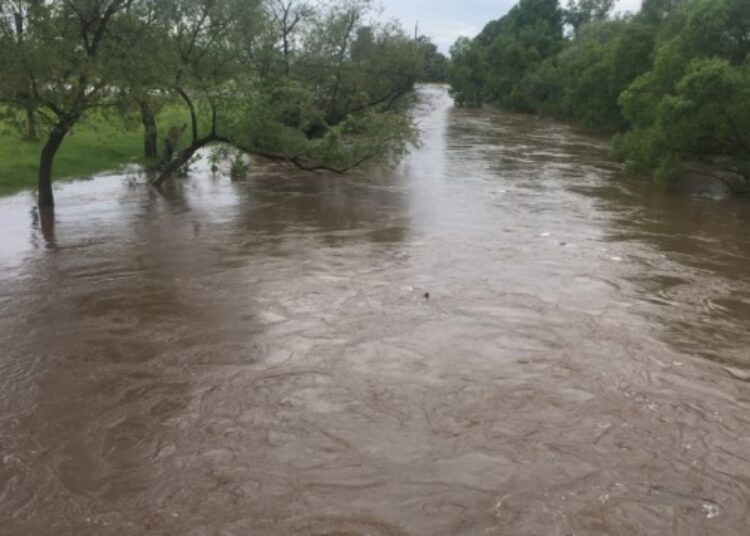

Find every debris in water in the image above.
[722,365,750,382]
[702,502,721,519]
[423,292,430,300]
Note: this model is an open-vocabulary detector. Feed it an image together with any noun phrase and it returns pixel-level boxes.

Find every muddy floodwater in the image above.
[1,86,750,535]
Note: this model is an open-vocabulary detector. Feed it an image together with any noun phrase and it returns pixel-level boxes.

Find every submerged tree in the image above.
[0,0,421,206]
[151,0,419,186]
[0,0,155,207]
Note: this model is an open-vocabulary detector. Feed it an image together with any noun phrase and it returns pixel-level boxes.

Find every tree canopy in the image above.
[0,0,422,206]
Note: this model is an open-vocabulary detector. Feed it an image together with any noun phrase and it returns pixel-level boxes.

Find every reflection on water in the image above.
[1,86,749,535]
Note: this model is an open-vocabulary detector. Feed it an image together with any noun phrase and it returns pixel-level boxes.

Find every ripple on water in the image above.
[1,85,750,536]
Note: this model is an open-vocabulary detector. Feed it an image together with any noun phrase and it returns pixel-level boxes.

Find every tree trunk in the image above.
[14,11,37,141]
[176,88,198,144]
[139,100,158,158]
[38,124,69,207]
[38,206,56,248]
[25,104,37,140]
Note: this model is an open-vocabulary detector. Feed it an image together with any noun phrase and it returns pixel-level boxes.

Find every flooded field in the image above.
[1,86,749,535]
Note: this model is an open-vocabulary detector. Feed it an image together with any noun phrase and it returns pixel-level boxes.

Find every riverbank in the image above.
[0,106,191,196]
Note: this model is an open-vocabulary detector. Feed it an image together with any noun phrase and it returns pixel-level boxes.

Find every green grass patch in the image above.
[0,105,192,196]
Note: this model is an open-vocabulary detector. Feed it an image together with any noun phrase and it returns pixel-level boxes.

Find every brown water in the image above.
[1,86,750,536]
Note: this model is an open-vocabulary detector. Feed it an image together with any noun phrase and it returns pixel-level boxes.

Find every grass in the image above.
[0,105,192,196]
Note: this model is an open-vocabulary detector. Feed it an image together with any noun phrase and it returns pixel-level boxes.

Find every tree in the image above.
[416,36,448,82]
[0,0,153,207]
[447,37,486,106]
[640,0,687,21]
[564,0,615,33]
[0,0,40,139]
[447,0,750,189]
[151,0,420,186]
[614,0,750,187]
[0,0,421,206]
[268,0,312,74]
[448,0,564,110]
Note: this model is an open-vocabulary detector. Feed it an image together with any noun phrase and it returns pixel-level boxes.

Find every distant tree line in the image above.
[0,0,425,207]
[447,0,750,191]
[416,36,448,82]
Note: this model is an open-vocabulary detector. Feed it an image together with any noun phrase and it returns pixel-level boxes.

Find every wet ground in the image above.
[1,86,749,535]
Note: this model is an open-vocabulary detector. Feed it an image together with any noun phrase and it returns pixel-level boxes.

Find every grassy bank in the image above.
[0,106,191,196]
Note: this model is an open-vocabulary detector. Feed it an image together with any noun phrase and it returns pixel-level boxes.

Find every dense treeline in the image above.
[448,0,750,191]
[0,0,427,207]
[416,36,448,82]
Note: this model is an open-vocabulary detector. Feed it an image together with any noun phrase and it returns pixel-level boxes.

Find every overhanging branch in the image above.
[151,132,378,187]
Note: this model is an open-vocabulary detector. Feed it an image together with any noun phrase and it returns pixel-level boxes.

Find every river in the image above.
[1,85,749,535]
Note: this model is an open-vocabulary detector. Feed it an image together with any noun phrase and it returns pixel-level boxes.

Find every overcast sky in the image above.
[378,0,644,53]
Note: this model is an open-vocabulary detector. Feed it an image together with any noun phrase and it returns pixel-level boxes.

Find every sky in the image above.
[378,0,644,53]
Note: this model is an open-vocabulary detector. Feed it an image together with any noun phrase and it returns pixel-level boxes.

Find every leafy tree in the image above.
[0,0,40,139]
[448,0,750,189]
[448,0,563,110]
[416,36,448,82]
[351,25,375,61]
[508,0,564,33]
[0,0,151,207]
[268,0,313,75]
[151,0,420,186]
[447,37,486,106]
[640,0,687,22]
[0,0,421,206]
[564,0,615,33]
[614,0,750,187]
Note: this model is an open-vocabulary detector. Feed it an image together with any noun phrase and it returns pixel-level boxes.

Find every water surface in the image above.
[1,86,749,535]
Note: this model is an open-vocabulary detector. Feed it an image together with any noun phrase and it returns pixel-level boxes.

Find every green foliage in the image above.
[447,0,564,110]
[0,104,190,194]
[564,0,616,32]
[416,37,448,82]
[447,37,486,106]
[0,0,422,204]
[615,1,750,186]
[229,151,251,178]
[618,56,750,182]
[448,0,750,188]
